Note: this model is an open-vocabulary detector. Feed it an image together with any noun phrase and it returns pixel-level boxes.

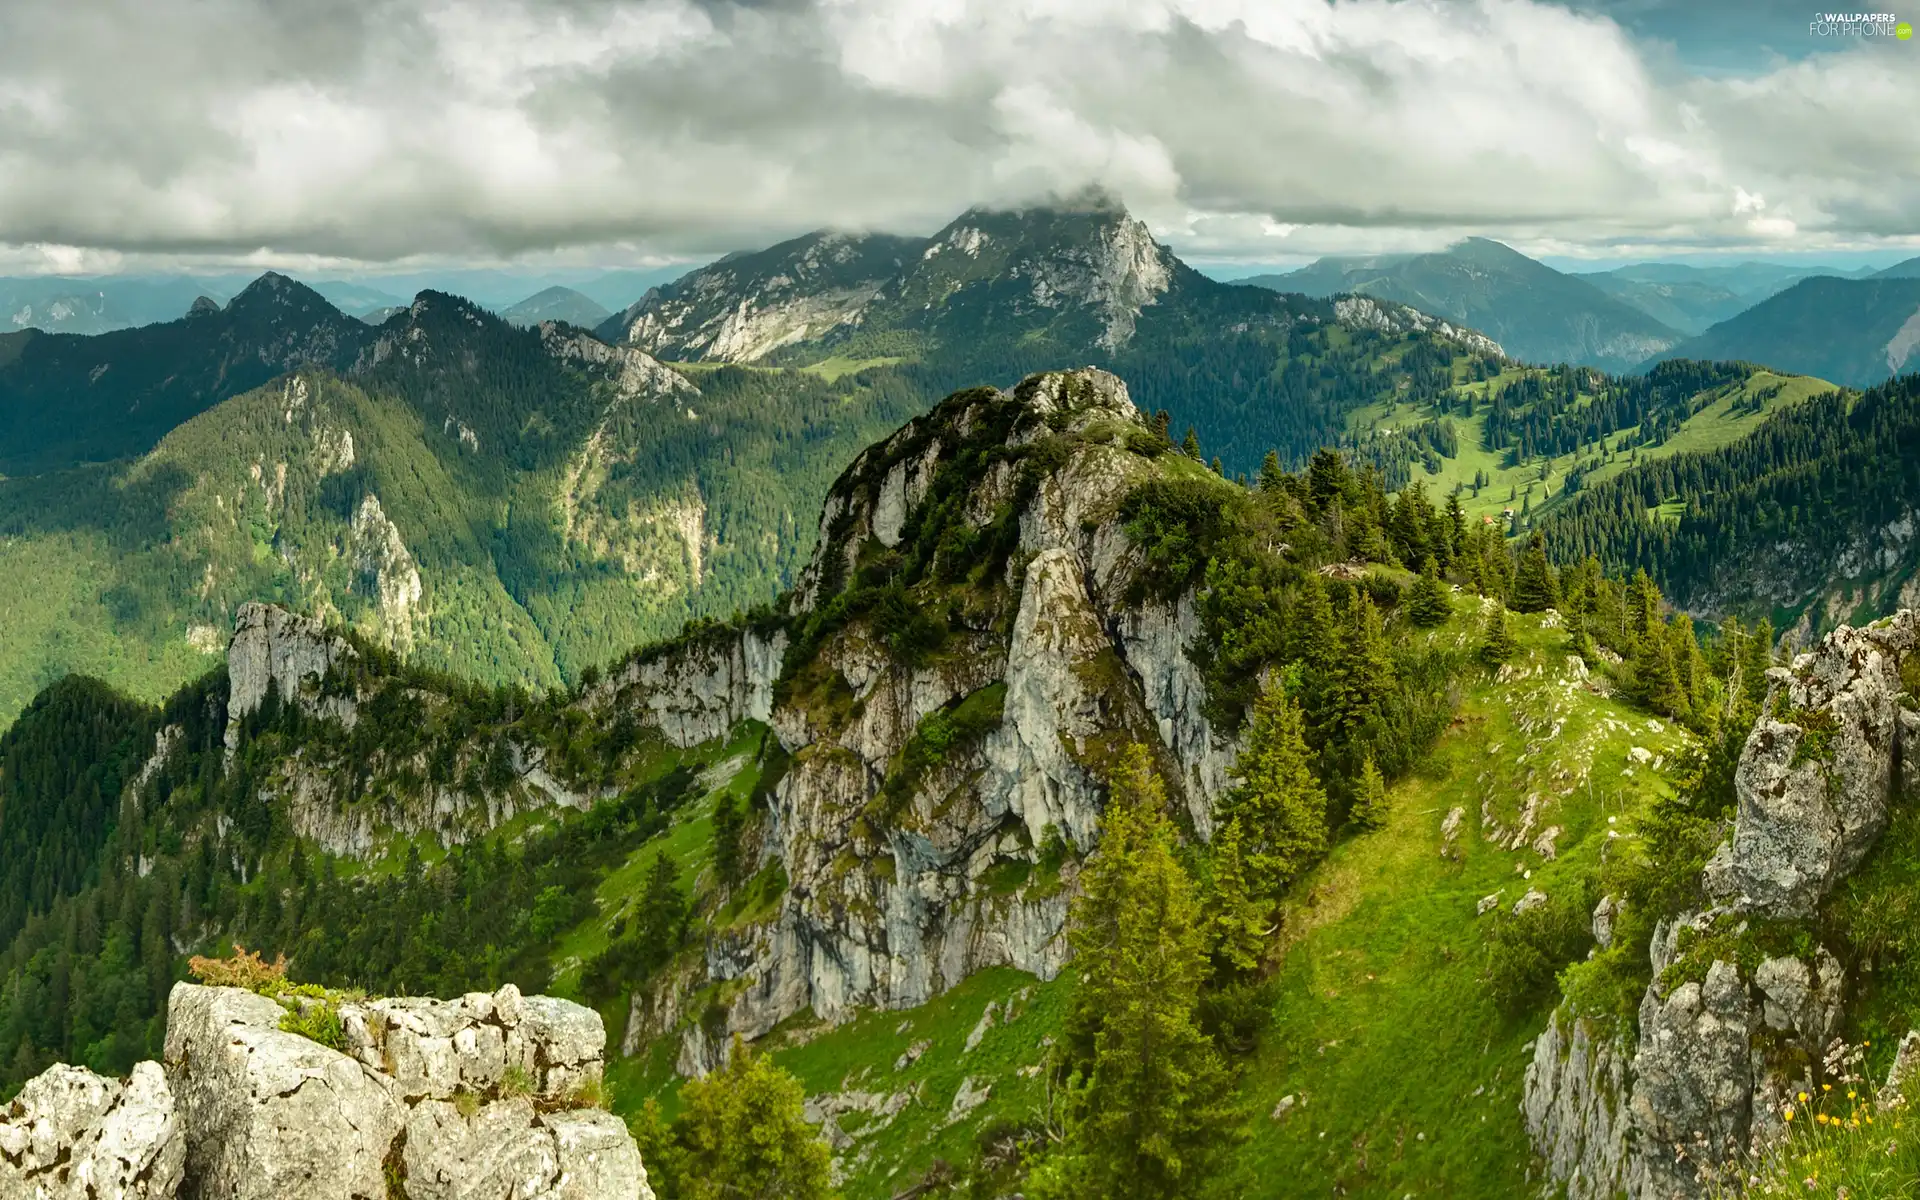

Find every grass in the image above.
[602,609,1697,1197]
[1346,368,1835,526]
[1222,609,1690,1197]
[800,355,908,383]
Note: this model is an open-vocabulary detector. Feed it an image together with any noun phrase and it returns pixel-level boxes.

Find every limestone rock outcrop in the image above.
[10,982,650,1200]
[0,1061,184,1199]
[1525,614,1920,1198]
[641,368,1247,1073]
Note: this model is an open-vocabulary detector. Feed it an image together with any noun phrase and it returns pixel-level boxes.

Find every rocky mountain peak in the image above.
[225,271,335,318]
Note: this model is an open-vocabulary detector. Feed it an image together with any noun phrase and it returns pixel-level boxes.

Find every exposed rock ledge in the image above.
[2,982,652,1200]
[1524,612,1920,1198]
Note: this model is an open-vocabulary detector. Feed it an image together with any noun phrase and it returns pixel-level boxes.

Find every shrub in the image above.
[279,1000,345,1051]
[1484,886,1594,1014]
[188,944,289,992]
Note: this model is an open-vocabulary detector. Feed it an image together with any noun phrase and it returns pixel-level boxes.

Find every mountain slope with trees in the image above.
[1644,275,1920,387]
[1245,237,1685,370]
[0,367,1810,1199]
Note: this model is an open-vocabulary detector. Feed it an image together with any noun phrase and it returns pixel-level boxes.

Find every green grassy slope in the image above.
[597,608,1691,1198]
[1347,367,1836,526]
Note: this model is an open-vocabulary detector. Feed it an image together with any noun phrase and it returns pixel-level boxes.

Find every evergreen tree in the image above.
[1478,603,1517,667]
[654,1035,837,1200]
[1259,449,1287,494]
[1349,755,1390,831]
[1221,689,1329,896]
[1510,531,1559,613]
[1034,746,1236,1200]
[1204,817,1268,975]
[1325,593,1394,743]
[1406,560,1453,628]
[1182,427,1202,458]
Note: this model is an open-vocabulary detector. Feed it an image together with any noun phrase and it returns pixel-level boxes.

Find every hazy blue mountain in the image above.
[1578,261,1866,334]
[1876,256,1920,280]
[1243,238,1683,370]
[306,280,409,319]
[499,285,613,329]
[1644,275,1920,386]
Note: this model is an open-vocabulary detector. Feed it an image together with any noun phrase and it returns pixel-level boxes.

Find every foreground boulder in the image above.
[6,981,652,1200]
[0,1061,184,1199]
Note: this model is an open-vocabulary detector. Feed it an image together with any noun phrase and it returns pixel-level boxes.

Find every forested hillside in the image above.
[0,368,1803,1200]
[1536,372,1920,639]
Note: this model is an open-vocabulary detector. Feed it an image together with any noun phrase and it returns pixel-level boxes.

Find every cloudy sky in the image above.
[2,0,1915,276]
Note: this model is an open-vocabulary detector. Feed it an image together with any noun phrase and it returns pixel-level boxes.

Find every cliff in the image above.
[1524,612,1920,1197]
[626,368,1246,1070]
[1,982,650,1200]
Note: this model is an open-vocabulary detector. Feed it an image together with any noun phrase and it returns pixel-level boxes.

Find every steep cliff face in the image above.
[204,594,787,857]
[1525,612,1920,1198]
[3,982,649,1200]
[644,368,1246,1071]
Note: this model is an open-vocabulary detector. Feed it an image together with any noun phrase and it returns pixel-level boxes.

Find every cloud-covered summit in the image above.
[1,0,1915,272]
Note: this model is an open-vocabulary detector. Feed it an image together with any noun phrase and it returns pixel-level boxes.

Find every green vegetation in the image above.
[636,1037,838,1200]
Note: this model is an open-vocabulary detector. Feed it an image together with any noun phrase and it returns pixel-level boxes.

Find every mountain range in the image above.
[1241,237,1687,370]
[0,198,1524,729]
[1645,274,1920,387]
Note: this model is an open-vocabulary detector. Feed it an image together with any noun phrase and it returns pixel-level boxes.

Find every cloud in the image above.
[0,0,1914,270]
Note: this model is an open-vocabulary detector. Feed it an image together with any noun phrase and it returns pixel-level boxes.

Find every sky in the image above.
[2,0,1916,278]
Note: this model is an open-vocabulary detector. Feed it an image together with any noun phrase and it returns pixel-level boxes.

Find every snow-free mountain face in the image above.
[1644,274,1920,387]
[1249,237,1684,371]
[596,229,929,361]
[500,285,612,330]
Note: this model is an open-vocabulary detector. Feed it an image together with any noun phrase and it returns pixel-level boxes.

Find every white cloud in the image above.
[0,0,1913,269]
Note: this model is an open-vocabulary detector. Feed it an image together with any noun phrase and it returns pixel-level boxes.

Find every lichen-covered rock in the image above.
[1523,1012,1634,1200]
[164,983,405,1200]
[338,985,606,1104]
[1706,611,1920,916]
[0,1061,184,1199]
[401,1097,650,1200]
[14,983,651,1199]
[1528,614,1911,1200]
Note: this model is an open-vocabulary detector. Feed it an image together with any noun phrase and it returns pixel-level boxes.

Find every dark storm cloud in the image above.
[1,0,1915,270]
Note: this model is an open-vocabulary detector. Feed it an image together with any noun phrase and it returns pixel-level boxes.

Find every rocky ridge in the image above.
[628,368,1246,1072]
[2,982,650,1200]
[1524,612,1920,1197]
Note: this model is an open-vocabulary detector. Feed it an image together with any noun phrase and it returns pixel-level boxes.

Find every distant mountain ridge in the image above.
[1241,237,1684,371]
[501,285,612,329]
[1643,274,1920,387]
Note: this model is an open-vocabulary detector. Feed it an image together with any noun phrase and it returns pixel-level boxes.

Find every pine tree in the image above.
[1349,755,1390,831]
[1204,817,1269,975]
[1182,427,1202,458]
[1478,602,1517,666]
[1325,593,1393,743]
[1406,560,1453,627]
[1221,689,1329,896]
[1510,531,1560,613]
[712,796,746,894]
[1033,745,1237,1200]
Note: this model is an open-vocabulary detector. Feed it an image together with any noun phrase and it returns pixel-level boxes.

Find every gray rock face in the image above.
[1526,614,1916,1199]
[644,369,1240,1072]
[0,1061,185,1199]
[1706,612,1920,916]
[2,982,650,1200]
[1523,1013,1633,1200]
[224,601,360,749]
[599,627,788,750]
[164,983,405,1200]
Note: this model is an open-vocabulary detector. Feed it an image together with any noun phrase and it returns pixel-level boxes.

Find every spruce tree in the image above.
[1033,745,1237,1200]
[1325,593,1393,743]
[1350,755,1390,831]
[1204,817,1269,975]
[1511,531,1559,613]
[1407,560,1453,627]
[1259,449,1287,493]
[1221,688,1329,896]
[1182,427,1202,458]
[1478,602,1517,666]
